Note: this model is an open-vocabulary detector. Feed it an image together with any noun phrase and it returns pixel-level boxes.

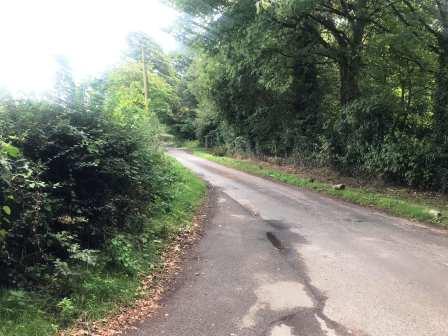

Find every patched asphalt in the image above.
[127,149,448,336]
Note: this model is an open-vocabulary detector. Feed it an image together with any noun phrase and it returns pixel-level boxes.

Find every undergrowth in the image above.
[0,158,206,336]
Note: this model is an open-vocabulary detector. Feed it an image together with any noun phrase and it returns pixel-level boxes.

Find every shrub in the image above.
[105,235,141,275]
[363,134,436,187]
[0,99,173,288]
[330,95,397,174]
[328,96,445,190]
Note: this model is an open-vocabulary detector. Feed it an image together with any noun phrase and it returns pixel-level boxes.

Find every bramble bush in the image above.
[0,98,174,289]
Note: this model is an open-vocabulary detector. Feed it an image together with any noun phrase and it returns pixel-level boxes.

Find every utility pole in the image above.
[141,46,149,113]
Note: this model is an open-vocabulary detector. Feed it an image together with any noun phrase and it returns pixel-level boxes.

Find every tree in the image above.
[127,32,176,80]
[258,0,401,105]
[53,56,77,108]
[392,0,448,145]
[170,0,448,190]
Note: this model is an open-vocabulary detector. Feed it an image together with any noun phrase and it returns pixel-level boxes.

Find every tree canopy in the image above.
[167,0,448,191]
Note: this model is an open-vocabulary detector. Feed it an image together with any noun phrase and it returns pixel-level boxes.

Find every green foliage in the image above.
[0,97,174,288]
[106,235,141,275]
[170,0,448,192]
[0,156,206,335]
[57,297,76,322]
[0,33,186,292]
[328,95,441,188]
[104,61,172,132]
[330,96,397,172]
[167,54,199,140]
[0,290,58,336]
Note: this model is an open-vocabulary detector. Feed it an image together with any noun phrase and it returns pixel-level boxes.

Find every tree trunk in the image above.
[339,55,361,105]
[292,61,322,135]
[338,3,366,106]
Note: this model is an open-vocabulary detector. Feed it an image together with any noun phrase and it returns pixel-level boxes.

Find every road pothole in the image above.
[267,232,284,250]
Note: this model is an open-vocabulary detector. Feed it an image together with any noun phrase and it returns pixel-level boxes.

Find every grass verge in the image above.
[0,157,206,336]
[190,148,447,228]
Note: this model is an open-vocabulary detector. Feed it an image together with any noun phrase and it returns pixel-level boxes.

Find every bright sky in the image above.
[0,0,180,94]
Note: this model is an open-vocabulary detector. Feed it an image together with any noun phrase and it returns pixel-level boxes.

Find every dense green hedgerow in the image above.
[0,98,174,289]
[0,157,206,335]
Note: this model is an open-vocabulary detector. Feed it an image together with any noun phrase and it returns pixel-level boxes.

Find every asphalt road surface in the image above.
[128,149,448,336]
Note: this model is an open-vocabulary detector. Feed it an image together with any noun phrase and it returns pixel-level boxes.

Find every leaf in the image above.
[2,206,11,216]
[1,142,20,158]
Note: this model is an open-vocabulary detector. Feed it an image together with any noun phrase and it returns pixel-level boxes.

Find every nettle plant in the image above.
[0,140,19,238]
[0,139,50,287]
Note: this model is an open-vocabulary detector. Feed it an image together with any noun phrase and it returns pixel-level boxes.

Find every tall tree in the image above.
[260,0,399,105]
[127,32,175,80]
[392,0,448,145]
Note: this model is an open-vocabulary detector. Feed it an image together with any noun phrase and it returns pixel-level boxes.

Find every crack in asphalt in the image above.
[265,229,370,336]
[212,188,368,336]
[175,157,368,336]
[217,193,362,336]
[165,150,448,336]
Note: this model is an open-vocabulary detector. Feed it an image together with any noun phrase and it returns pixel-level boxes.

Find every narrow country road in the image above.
[128,149,448,336]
